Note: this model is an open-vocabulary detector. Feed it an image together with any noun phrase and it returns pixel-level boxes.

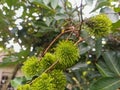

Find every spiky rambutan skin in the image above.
[49,70,67,90]
[40,53,57,71]
[31,73,56,90]
[85,14,112,37]
[55,40,80,68]
[21,56,41,78]
[17,84,30,90]
[31,70,66,90]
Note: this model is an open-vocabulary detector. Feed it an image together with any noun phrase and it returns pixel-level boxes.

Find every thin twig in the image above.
[80,0,84,22]
[66,31,73,41]
[72,77,83,90]
[74,37,83,46]
[76,6,81,23]
[66,26,76,41]
[78,0,84,36]
[44,60,59,73]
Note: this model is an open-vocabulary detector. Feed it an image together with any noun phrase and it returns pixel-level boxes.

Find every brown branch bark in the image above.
[74,37,83,46]
[79,0,84,36]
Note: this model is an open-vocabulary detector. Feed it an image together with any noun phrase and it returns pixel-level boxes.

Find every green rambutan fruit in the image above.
[21,56,42,78]
[40,53,57,71]
[55,40,80,68]
[49,70,67,90]
[85,14,112,37]
[17,84,30,90]
[31,70,66,90]
[31,73,56,90]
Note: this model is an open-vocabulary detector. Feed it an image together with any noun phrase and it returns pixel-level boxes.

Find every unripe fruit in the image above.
[21,56,41,78]
[55,40,80,68]
[31,73,55,90]
[40,53,57,71]
[85,14,112,37]
[50,70,67,90]
[17,84,30,90]
[31,70,66,90]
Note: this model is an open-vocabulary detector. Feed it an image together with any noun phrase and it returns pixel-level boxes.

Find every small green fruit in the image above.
[21,56,41,78]
[50,70,67,90]
[17,84,30,90]
[85,14,112,37]
[40,53,57,71]
[31,70,66,90]
[55,40,80,68]
[31,73,55,90]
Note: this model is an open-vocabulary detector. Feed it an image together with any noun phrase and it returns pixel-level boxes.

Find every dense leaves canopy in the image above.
[0,0,120,90]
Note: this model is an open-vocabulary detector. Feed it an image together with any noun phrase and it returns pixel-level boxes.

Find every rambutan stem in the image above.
[44,60,59,73]
[74,37,83,46]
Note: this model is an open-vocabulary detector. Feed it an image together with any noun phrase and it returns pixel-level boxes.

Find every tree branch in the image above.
[74,37,83,46]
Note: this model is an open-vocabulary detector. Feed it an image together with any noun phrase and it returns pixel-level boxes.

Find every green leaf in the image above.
[79,43,91,55]
[30,0,53,11]
[50,0,58,9]
[114,7,120,12]
[91,1,110,12]
[102,51,120,76]
[96,62,115,77]
[0,49,30,67]
[112,20,120,30]
[11,77,27,88]
[5,0,17,8]
[100,7,119,23]
[96,63,109,77]
[95,38,102,59]
[54,14,67,20]
[0,55,19,67]
[96,51,120,79]
[66,0,72,8]
[70,62,88,70]
[90,77,120,90]
[43,0,50,5]
[45,17,52,26]
[15,49,30,59]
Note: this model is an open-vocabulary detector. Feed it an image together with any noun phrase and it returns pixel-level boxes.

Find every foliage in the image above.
[90,77,120,90]
[0,0,120,90]
[96,51,120,77]
[11,76,27,88]
[90,51,120,89]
